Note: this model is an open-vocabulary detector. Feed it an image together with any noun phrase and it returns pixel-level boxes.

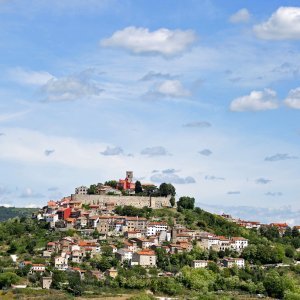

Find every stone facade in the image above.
[71,194,171,209]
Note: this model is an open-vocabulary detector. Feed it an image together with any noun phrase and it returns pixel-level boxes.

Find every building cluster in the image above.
[196,231,248,252]
[31,205,250,283]
[220,213,300,236]
[75,171,136,196]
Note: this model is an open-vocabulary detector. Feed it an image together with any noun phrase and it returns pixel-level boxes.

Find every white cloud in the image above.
[100,146,123,156]
[20,188,44,198]
[101,26,197,56]
[265,192,283,197]
[42,69,103,102]
[151,173,196,184]
[254,7,300,40]
[140,146,169,157]
[155,80,190,98]
[162,168,178,174]
[284,87,300,109]
[255,178,271,184]
[205,175,225,181]
[44,149,55,156]
[8,67,54,86]
[229,8,250,23]
[140,71,177,81]
[265,153,298,162]
[227,191,241,195]
[230,88,279,112]
[0,128,124,169]
[183,121,211,128]
[199,149,212,156]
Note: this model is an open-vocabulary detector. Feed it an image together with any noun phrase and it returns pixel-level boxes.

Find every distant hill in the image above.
[0,206,38,222]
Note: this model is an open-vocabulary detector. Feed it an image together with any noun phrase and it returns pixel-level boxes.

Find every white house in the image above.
[147,222,168,236]
[222,257,245,268]
[75,186,88,195]
[54,256,68,270]
[115,249,133,262]
[230,237,248,251]
[30,264,46,273]
[191,260,209,268]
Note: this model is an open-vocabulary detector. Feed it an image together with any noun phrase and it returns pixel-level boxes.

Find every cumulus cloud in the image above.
[199,149,212,156]
[141,146,169,157]
[0,133,5,136]
[151,173,196,184]
[254,7,300,40]
[154,80,190,98]
[162,168,178,174]
[48,187,59,191]
[182,121,211,128]
[256,178,272,184]
[229,8,251,23]
[44,149,55,156]
[20,188,44,198]
[284,87,300,109]
[227,191,241,195]
[100,146,123,156]
[41,69,103,102]
[265,192,283,197]
[230,88,278,112]
[265,153,298,161]
[140,71,178,81]
[8,67,54,86]
[205,175,225,181]
[101,26,197,56]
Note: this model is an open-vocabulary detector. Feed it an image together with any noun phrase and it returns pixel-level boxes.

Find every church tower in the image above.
[126,171,133,183]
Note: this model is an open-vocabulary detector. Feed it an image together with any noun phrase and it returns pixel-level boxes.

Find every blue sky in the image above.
[0,0,300,224]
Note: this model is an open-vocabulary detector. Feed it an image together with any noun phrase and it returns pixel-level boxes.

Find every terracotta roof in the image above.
[270,223,288,227]
[148,222,167,226]
[231,237,248,241]
[126,217,147,221]
[66,218,76,222]
[137,250,155,256]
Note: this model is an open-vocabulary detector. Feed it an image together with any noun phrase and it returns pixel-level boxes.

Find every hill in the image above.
[0,206,38,222]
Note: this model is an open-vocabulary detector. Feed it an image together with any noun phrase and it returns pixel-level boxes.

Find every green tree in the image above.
[0,272,20,288]
[285,245,296,258]
[51,270,67,289]
[263,270,285,298]
[87,184,97,195]
[135,181,143,194]
[159,183,176,197]
[177,196,195,210]
[181,266,216,292]
[67,271,83,296]
[284,226,293,238]
[292,227,300,238]
[170,196,175,207]
[104,180,118,189]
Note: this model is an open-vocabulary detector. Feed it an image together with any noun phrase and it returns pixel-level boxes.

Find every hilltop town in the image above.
[1,172,300,299]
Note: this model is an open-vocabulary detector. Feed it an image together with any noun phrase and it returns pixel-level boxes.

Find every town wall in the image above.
[71,194,171,209]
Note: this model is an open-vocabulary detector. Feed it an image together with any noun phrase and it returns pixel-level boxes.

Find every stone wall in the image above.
[71,194,171,209]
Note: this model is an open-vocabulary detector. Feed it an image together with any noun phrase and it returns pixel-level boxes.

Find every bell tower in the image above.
[126,171,133,183]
